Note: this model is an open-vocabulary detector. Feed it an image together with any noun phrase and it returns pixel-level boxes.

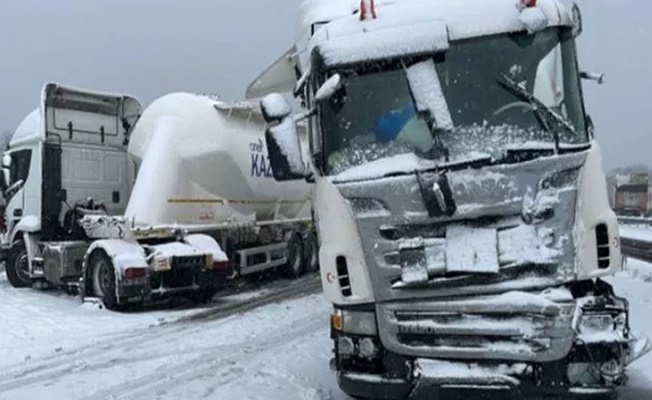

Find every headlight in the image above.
[338,337,355,356]
[579,313,614,333]
[359,337,378,358]
[331,309,377,336]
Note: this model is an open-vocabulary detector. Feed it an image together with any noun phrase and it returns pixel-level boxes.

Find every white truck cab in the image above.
[254,0,651,398]
[2,83,139,289]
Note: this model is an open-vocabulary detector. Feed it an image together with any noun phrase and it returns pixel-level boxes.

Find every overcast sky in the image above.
[0,0,649,170]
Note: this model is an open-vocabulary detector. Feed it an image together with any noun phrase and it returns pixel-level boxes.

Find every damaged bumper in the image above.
[338,363,618,400]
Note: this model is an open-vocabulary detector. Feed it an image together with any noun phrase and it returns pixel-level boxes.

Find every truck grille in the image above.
[335,151,588,362]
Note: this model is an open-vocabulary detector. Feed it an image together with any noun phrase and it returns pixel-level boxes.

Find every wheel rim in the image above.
[15,253,30,282]
[94,259,112,297]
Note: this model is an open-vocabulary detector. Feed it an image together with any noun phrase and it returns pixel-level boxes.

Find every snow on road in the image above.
[2,262,652,399]
[0,272,340,400]
[611,259,652,399]
[0,272,200,370]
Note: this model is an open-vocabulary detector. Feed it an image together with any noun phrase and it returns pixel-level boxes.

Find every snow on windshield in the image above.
[329,124,551,182]
[319,28,588,181]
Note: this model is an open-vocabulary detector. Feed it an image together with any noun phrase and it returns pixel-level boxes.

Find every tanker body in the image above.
[1,84,316,310]
[125,93,311,227]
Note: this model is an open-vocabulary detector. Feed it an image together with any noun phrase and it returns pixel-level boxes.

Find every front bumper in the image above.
[114,268,229,304]
[339,370,617,400]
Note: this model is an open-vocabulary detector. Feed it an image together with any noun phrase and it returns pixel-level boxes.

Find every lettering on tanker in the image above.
[250,139,274,178]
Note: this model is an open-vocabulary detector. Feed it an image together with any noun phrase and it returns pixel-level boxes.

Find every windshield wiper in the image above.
[497,74,578,154]
[381,154,494,180]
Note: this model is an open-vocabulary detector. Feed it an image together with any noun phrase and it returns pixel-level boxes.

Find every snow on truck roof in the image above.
[298,0,572,40]
[247,0,573,99]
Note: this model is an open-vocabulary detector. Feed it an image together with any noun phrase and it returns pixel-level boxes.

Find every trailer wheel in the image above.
[6,240,30,288]
[284,233,304,278]
[90,250,119,311]
[303,232,319,273]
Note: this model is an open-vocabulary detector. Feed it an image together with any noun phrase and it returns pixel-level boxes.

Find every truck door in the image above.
[41,143,63,240]
[4,149,32,238]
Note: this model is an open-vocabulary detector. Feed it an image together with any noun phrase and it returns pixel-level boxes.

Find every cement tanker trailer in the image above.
[1,83,316,310]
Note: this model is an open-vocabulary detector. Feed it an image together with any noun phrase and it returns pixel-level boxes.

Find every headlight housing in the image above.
[332,309,377,336]
[579,313,614,334]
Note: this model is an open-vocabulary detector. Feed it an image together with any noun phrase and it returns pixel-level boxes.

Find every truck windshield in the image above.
[319,27,588,176]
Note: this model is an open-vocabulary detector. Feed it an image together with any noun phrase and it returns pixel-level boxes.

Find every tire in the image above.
[6,240,30,288]
[303,232,319,273]
[90,250,120,311]
[284,233,304,278]
[190,288,216,304]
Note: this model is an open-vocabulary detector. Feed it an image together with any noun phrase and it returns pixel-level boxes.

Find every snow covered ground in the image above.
[2,262,652,399]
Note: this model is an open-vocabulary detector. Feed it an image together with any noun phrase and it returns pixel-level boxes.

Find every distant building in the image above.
[613,173,649,216]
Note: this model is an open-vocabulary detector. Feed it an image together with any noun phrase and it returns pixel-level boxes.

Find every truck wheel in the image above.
[90,251,120,311]
[6,240,30,288]
[303,232,319,273]
[190,288,216,304]
[284,233,304,278]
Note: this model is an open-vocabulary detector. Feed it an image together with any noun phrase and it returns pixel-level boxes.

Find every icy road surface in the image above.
[1,264,652,400]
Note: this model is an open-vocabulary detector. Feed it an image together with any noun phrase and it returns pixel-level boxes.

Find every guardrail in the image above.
[618,216,652,227]
[621,237,652,263]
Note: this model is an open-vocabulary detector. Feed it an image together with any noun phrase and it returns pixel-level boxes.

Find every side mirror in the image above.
[264,119,308,181]
[580,71,605,85]
[260,93,293,124]
[315,74,342,103]
[572,3,583,38]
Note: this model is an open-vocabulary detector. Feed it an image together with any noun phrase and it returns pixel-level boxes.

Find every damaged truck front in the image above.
[257,0,652,398]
